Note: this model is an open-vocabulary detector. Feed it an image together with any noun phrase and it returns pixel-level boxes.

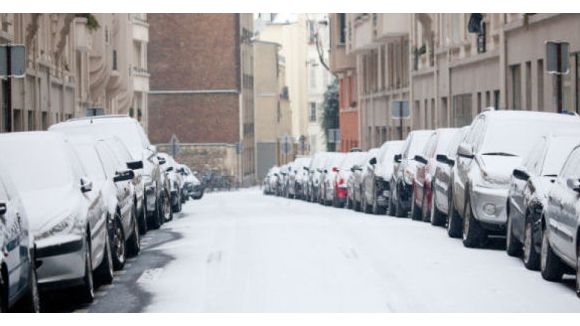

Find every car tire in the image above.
[447,194,462,238]
[410,191,422,221]
[148,193,162,230]
[371,194,385,215]
[523,216,540,271]
[95,232,114,285]
[127,207,141,258]
[462,196,486,248]
[394,192,406,218]
[138,199,148,235]
[506,213,522,257]
[79,235,95,303]
[430,191,445,226]
[164,191,173,222]
[421,193,430,222]
[14,249,41,313]
[110,213,126,271]
[540,227,565,282]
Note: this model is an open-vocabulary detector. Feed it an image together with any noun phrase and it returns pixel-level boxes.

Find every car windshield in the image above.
[404,132,432,159]
[480,118,580,157]
[0,138,73,192]
[542,137,580,176]
[71,143,106,181]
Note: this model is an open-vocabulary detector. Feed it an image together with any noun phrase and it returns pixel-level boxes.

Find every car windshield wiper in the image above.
[543,174,558,178]
[481,152,517,157]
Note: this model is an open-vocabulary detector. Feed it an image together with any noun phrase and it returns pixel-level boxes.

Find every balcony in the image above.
[375,14,410,40]
[132,66,149,92]
[132,18,149,42]
[350,14,375,52]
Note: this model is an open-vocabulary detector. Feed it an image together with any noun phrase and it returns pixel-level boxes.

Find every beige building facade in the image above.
[345,13,580,150]
[0,13,149,133]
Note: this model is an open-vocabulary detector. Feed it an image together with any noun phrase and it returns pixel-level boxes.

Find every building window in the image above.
[441,97,448,127]
[41,112,48,130]
[494,90,500,110]
[413,100,421,129]
[309,102,317,122]
[477,92,482,114]
[338,14,346,44]
[27,110,35,130]
[510,64,521,110]
[453,93,472,127]
[112,49,118,71]
[424,99,428,129]
[309,66,317,90]
[431,98,436,128]
[525,61,532,110]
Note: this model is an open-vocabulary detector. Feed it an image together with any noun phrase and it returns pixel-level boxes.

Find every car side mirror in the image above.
[566,178,580,193]
[148,145,157,153]
[127,160,144,170]
[80,177,93,193]
[303,167,309,171]
[177,167,185,174]
[414,155,428,165]
[513,168,530,181]
[332,166,339,173]
[394,154,402,163]
[436,154,447,164]
[165,166,174,172]
[114,169,135,183]
[369,157,377,165]
[158,157,166,165]
[324,169,328,173]
[0,202,6,216]
[457,143,474,159]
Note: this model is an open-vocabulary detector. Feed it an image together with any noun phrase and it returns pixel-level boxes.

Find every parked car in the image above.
[288,157,312,199]
[333,152,367,208]
[451,111,580,248]
[307,153,331,202]
[506,135,580,270]
[431,127,469,228]
[389,130,434,217]
[361,141,405,215]
[0,132,113,303]
[50,116,162,233]
[264,166,281,196]
[348,149,378,212]
[540,144,580,297]
[68,136,142,271]
[0,166,40,312]
[179,164,203,200]
[158,153,181,216]
[320,153,345,206]
[279,164,292,197]
[411,128,459,222]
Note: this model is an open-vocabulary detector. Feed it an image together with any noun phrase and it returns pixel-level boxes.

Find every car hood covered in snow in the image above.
[19,185,82,233]
[477,155,523,185]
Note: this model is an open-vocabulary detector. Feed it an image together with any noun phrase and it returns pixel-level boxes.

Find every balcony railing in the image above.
[132,66,150,76]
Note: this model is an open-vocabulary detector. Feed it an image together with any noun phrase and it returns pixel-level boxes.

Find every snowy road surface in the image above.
[133,188,580,312]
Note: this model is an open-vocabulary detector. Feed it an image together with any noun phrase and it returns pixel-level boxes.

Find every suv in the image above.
[50,116,163,232]
[389,130,433,217]
[451,111,580,248]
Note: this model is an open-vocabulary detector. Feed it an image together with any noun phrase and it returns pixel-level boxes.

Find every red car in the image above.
[411,128,459,222]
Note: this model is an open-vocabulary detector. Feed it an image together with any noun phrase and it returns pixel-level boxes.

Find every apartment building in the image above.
[147,14,256,186]
[254,40,292,179]
[0,13,149,133]
[339,13,580,150]
[329,13,359,152]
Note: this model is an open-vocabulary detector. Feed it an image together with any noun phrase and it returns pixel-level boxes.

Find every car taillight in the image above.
[338,178,344,185]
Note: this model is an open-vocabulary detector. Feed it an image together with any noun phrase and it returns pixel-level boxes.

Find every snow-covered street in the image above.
[133,188,580,312]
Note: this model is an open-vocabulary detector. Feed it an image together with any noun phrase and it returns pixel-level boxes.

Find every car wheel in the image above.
[447,194,462,238]
[523,217,540,271]
[149,194,162,230]
[410,191,422,221]
[462,196,486,248]
[79,235,95,303]
[164,191,173,222]
[14,249,41,313]
[110,213,126,270]
[421,193,430,222]
[540,227,565,282]
[95,231,114,285]
[138,199,148,235]
[506,213,522,257]
[127,207,141,258]
[387,194,396,216]
[430,191,445,226]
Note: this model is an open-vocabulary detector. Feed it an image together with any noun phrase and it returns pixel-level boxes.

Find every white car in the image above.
[68,136,142,270]
[158,153,184,214]
[0,166,40,312]
[451,111,580,248]
[50,116,163,232]
[0,132,113,303]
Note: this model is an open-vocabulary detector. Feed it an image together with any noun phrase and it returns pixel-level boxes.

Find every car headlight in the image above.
[35,213,84,241]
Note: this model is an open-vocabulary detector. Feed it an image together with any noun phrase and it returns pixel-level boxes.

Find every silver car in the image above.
[452,111,580,248]
[0,167,40,312]
[0,132,113,303]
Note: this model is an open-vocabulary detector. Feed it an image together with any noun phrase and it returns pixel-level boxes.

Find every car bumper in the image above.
[471,185,509,225]
[35,234,86,288]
